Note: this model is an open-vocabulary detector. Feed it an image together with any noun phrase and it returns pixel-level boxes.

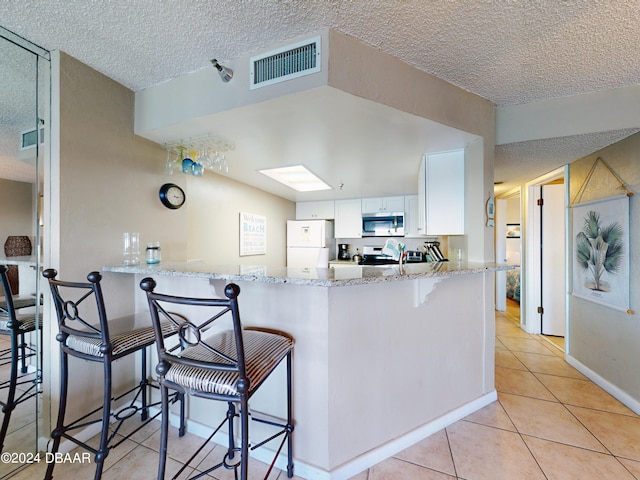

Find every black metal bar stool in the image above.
[42,269,186,480]
[140,278,294,480]
[0,264,42,454]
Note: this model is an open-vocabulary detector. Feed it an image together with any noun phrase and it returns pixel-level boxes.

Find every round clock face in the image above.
[159,183,186,209]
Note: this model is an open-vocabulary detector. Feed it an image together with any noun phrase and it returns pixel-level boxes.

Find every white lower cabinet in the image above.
[334,199,362,238]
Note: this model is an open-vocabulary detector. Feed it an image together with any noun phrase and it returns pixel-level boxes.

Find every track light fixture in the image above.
[211,59,233,83]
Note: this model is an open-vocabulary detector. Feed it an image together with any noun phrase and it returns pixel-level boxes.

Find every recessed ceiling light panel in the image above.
[258,165,332,192]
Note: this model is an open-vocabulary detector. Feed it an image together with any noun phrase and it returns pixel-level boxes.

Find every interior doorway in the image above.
[525,167,567,351]
[496,192,522,325]
[539,182,566,337]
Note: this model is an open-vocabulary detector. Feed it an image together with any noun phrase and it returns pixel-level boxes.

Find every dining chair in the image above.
[0,264,41,454]
[42,269,186,480]
[140,277,294,480]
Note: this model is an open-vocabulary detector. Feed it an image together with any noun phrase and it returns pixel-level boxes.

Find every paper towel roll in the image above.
[316,247,329,268]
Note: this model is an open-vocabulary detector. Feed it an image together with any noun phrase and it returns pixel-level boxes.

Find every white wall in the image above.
[134,31,330,136]
[0,179,34,247]
[186,173,293,266]
[496,85,640,144]
[568,132,640,409]
[506,196,520,223]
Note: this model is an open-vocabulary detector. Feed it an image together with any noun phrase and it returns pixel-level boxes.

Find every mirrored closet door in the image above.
[0,25,49,479]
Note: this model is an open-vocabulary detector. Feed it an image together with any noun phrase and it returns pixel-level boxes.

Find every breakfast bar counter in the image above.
[104,260,507,286]
[104,261,507,479]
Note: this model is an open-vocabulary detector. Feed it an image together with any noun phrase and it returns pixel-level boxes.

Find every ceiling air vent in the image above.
[250,36,321,90]
[18,126,45,166]
[20,126,44,150]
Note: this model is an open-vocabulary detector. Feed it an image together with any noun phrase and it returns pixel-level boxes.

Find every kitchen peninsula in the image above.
[104,261,508,479]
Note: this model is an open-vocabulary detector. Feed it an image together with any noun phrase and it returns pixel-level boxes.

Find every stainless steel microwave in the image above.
[362,212,405,237]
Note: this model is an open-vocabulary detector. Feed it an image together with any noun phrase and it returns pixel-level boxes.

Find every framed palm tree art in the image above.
[572,194,629,312]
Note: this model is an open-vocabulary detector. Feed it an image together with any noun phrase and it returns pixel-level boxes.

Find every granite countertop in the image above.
[104,261,514,287]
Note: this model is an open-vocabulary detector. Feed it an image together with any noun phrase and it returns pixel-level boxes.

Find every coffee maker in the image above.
[338,243,350,260]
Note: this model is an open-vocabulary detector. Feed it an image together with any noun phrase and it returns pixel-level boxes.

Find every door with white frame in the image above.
[527,174,567,337]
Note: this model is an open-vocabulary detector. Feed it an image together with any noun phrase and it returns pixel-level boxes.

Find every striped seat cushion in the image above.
[165,329,293,397]
[65,321,178,358]
[0,295,37,313]
[0,312,42,334]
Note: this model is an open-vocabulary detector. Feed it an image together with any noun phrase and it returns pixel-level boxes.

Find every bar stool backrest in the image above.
[42,269,112,359]
[0,265,16,320]
[140,278,249,398]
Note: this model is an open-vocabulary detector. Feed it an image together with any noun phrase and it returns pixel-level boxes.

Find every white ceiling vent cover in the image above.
[20,127,44,150]
[250,36,321,90]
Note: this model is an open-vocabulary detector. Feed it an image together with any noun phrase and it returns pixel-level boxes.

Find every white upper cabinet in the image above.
[296,200,335,220]
[418,150,465,235]
[361,196,405,213]
[404,194,422,237]
[334,199,362,238]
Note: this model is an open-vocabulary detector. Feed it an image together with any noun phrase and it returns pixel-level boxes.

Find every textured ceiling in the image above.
[4,0,639,104]
[494,128,640,187]
[1,1,639,191]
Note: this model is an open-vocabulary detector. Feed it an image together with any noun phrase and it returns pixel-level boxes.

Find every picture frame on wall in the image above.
[572,194,629,312]
[239,212,267,256]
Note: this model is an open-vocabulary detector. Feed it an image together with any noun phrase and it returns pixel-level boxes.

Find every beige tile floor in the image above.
[9,304,640,480]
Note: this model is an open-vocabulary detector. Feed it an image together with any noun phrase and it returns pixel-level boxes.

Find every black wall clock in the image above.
[159,183,186,209]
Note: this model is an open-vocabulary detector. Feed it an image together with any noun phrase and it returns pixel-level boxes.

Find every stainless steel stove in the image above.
[360,246,398,265]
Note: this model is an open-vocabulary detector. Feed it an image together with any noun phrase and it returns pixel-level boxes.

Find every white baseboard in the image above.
[565,354,640,415]
[42,391,497,480]
[149,391,497,479]
[323,391,498,480]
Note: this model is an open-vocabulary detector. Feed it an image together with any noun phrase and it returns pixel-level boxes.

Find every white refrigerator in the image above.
[286,220,335,267]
